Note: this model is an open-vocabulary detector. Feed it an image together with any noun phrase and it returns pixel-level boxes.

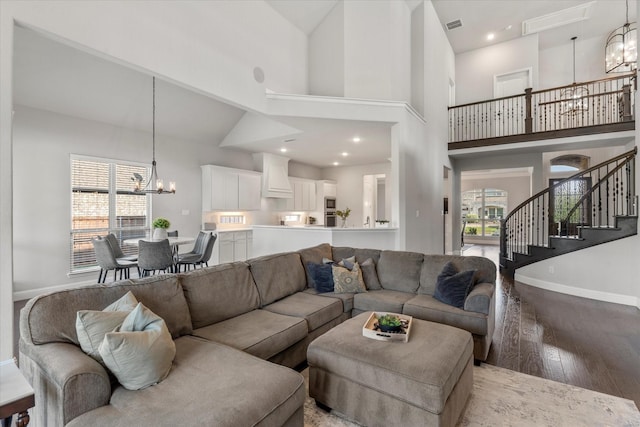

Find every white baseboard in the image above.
[13,279,96,302]
[515,273,640,308]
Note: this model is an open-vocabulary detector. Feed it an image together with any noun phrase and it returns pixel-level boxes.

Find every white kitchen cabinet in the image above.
[202,165,261,211]
[238,173,262,210]
[211,230,253,265]
[277,178,316,211]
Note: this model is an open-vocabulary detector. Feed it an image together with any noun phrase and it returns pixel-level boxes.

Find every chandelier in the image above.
[561,37,589,115]
[132,76,176,194]
[605,0,637,73]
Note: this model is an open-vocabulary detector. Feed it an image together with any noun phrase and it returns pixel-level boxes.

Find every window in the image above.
[70,156,150,273]
[462,188,508,237]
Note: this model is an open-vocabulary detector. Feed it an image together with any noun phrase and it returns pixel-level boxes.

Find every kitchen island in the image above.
[252,225,398,258]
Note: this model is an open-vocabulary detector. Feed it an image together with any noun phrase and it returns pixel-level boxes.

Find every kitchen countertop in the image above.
[202,227,253,233]
[251,225,397,231]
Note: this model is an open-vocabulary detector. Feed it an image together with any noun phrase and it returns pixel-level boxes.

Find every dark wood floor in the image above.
[13,244,640,408]
[463,244,640,408]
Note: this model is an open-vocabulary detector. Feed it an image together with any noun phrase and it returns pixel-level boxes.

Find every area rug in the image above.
[303,364,640,426]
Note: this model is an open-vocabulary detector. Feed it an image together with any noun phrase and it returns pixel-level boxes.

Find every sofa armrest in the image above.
[464,282,494,315]
[19,340,111,426]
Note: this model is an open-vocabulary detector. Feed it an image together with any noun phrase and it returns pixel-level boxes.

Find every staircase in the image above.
[500,147,638,277]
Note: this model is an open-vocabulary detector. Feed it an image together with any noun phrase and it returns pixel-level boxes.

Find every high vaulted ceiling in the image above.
[12,1,633,169]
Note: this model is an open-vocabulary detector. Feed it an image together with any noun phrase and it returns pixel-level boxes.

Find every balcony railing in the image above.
[449,72,636,146]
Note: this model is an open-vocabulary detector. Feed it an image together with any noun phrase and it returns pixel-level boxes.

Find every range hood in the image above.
[253,153,293,198]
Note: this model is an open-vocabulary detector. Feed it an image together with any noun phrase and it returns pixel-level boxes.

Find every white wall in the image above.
[539,34,609,89]
[410,2,425,116]
[12,106,256,296]
[343,1,411,102]
[516,236,640,307]
[416,0,456,254]
[308,1,344,97]
[455,35,539,105]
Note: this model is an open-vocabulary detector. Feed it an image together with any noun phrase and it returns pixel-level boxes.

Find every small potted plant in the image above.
[152,217,171,240]
[376,314,403,333]
[375,219,390,228]
[336,207,351,228]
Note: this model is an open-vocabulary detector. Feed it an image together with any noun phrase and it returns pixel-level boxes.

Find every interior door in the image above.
[549,178,592,236]
[494,69,531,137]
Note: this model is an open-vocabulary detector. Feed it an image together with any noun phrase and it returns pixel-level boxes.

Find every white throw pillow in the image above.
[99,303,176,390]
[76,291,138,362]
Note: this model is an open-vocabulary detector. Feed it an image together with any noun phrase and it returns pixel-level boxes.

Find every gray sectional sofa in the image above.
[19,243,495,426]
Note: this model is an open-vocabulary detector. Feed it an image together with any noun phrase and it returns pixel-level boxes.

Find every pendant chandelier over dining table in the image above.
[132,76,176,194]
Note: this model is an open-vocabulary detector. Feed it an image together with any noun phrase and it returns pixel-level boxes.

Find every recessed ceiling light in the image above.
[342,152,349,157]
[352,137,361,143]
[333,162,339,166]
[280,147,287,153]
[487,33,495,41]
[506,25,512,31]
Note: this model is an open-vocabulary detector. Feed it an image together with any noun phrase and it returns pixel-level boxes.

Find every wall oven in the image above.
[325,212,337,227]
[325,197,336,210]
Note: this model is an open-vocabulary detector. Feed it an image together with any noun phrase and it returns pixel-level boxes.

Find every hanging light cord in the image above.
[572,36,577,83]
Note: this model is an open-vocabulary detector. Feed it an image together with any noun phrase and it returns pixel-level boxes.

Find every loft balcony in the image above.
[448,72,636,150]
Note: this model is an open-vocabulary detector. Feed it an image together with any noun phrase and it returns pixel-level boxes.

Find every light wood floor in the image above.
[13,244,640,408]
[463,244,640,408]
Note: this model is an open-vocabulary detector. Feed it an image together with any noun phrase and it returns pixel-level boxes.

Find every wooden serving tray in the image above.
[362,312,413,342]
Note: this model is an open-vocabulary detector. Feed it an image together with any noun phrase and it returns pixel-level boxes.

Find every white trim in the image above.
[515,272,640,308]
[13,279,97,302]
[266,92,426,124]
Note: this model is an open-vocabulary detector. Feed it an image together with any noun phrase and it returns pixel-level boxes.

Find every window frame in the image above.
[70,154,151,274]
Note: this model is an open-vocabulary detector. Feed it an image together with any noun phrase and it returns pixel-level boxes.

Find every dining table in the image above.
[123,236,196,258]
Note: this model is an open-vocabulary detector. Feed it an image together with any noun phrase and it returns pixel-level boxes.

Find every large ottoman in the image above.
[308,312,473,427]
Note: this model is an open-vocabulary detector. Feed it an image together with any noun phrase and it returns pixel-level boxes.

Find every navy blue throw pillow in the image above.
[307,262,334,293]
[433,262,477,309]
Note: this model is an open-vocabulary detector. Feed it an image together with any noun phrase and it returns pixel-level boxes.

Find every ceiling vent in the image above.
[446,19,463,31]
[522,2,594,35]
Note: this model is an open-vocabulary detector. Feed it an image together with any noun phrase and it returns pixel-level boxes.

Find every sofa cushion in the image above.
[67,336,306,427]
[192,310,308,360]
[21,275,192,346]
[353,289,415,314]
[99,303,176,390]
[263,292,343,332]
[376,250,423,293]
[249,253,307,306]
[76,291,138,363]
[403,294,489,335]
[307,262,334,293]
[418,255,496,295]
[303,288,354,313]
[298,244,333,288]
[179,262,259,329]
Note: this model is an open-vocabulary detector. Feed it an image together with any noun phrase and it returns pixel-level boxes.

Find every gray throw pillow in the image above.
[360,258,382,290]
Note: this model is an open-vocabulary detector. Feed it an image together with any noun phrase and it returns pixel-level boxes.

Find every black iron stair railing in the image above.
[500,147,637,271]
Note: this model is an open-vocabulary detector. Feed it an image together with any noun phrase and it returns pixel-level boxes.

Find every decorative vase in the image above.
[341,218,347,228]
[153,228,168,240]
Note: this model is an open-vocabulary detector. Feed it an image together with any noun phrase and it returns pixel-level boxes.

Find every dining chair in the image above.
[92,236,138,283]
[138,239,174,277]
[177,233,217,272]
[105,233,137,262]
